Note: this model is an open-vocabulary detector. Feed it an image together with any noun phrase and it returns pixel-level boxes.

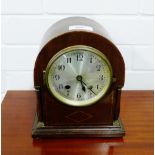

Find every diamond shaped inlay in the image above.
[66,111,93,123]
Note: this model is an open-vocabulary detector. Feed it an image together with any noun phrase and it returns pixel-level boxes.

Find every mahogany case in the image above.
[32,30,125,138]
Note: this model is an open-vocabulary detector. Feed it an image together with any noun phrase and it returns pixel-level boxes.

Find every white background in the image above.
[1,0,154,100]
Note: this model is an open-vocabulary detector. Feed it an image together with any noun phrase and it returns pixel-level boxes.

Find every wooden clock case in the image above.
[32,17,125,138]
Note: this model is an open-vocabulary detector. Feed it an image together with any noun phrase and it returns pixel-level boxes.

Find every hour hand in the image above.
[76,75,96,94]
[80,81,86,92]
[76,75,86,92]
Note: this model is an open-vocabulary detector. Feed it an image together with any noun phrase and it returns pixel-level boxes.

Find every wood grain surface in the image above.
[1,91,154,155]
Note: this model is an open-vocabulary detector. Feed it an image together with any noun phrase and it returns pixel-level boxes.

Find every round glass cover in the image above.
[45,45,113,107]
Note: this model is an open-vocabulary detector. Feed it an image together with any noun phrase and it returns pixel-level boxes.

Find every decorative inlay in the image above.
[66,111,93,123]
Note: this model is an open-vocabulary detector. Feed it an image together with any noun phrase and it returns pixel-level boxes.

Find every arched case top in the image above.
[40,17,111,49]
[34,31,125,92]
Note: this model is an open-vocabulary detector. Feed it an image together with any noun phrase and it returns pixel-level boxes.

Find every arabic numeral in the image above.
[77,53,83,61]
[96,64,101,71]
[54,74,60,80]
[99,75,104,81]
[67,57,72,63]
[58,84,63,90]
[77,93,82,99]
[58,65,65,71]
[67,90,70,96]
[90,57,93,63]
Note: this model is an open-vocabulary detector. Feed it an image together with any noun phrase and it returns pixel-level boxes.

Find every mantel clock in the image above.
[32,17,125,138]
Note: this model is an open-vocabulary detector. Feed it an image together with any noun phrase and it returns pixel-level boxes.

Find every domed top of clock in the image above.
[40,17,111,48]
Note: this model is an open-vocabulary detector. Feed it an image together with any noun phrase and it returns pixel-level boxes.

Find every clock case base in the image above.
[32,114,125,138]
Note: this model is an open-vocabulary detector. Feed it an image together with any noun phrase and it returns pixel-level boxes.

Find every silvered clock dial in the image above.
[45,45,112,107]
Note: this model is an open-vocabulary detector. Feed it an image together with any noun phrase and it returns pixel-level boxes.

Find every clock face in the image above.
[45,45,112,107]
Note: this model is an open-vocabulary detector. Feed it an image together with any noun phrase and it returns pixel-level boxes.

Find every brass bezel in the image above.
[45,45,113,107]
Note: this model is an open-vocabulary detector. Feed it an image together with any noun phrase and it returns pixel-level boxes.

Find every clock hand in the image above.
[80,81,86,92]
[76,75,96,95]
[76,75,86,92]
[81,81,96,95]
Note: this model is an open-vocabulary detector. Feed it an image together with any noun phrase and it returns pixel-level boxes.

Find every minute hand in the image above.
[81,80,96,95]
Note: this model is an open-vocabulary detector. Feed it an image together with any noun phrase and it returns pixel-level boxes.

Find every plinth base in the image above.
[32,114,125,138]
